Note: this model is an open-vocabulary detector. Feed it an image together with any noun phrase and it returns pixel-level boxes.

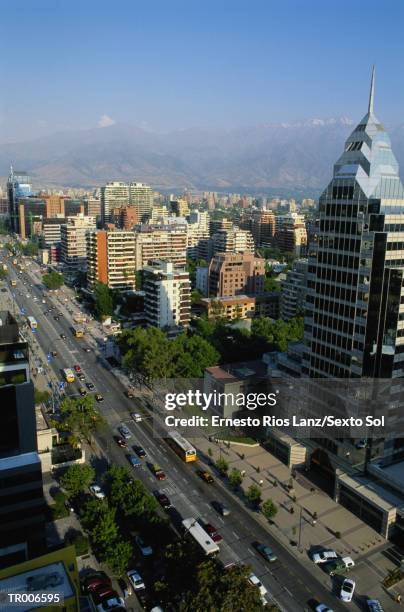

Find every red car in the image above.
[151,465,166,480]
[74,364,81,373]
[155,492,172,509]
[204,523,223,543]
[115,437,127,448]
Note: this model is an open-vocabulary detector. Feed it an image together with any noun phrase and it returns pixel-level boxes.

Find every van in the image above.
[324,556,354,576]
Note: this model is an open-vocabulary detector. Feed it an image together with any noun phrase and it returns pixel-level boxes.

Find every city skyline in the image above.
[1,0,404,143]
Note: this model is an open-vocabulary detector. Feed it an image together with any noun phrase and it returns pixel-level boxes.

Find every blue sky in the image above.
[0,0,403,142]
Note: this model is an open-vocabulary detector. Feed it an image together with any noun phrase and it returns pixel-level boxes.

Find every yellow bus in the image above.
[166,430,197,462]
[63,368,75,383]
[11,280,17,287]
[72,327,84,338]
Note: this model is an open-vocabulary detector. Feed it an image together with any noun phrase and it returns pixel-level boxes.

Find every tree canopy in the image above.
[94,281,114,320]
[60,463,95,498]
[43,271,64,290]
[55,394,104,446]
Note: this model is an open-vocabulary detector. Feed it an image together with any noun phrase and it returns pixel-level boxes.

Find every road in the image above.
[0,251,350,612]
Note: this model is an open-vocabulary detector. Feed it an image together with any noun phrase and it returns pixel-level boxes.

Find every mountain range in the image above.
[1,118,404,196]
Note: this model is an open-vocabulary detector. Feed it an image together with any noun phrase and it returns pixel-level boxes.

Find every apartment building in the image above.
[61,214,96,270]
[275,213,307,256]
[143,260,191,330]
[210,228,255,258]
[134,225,188,270]
[200,295,256,320]
[83,197,101,220]
[280,258,308,321]
[187,210,210,259]
[100,181,129,225]
[129,182,153,220]
[41,217,66,247]
[170,198,190,217]
[87,229,136,292]
[208,252,265,297]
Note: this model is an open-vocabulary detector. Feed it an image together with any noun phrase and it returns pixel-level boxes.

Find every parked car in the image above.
[197,469,214,484]
[254,543,277,562]
[340,578,355,602]
[212,501,230,516]
[204,523,223,543]
[315,605,334,612]
[311,550,338,564]
[324,557,354,576]
[248,573,267,603]
[81,572,111,594]
[89,484,106,499]
[154,491,172,509]
[130,412,142,422]
[366,600,384,612]
[126,569,145,592]
[118,424,132,440]
[135,535,153,556]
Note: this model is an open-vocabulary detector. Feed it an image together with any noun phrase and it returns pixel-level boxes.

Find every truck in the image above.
[182,518,220,556]
[324,556,355,576]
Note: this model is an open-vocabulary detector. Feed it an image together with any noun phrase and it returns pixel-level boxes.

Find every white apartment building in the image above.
[134,225,188,270]
[209,227,255,258]
[187,211,210,259]
[129,182,153,220]
[100,181,130,225]
[143,260,191,330]
[61,214,96,270]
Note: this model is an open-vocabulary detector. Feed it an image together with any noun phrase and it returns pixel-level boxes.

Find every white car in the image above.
[340,578,355,602]
[312,550,338,564]
[89,484,106,499]
[131,412,142,422]
[316,605,334,612]
[95,595,124,612]
[126,569,145,591]
[248,573,267,602]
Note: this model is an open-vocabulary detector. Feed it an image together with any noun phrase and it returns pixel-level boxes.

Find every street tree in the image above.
[262,498,278,521]
[43,271,64,290]
[94,281,114,320]
[228,468,243,489]
[215,457,229,476]
[245,484,262,506]
[60,463,95,498]
[104,465,159,520]
[57,394,104,445]
[103,539,132,577]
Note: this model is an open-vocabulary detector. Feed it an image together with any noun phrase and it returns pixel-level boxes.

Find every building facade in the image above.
[280,258,308,321]
[87,229,136,292]
[134,225,188,270]
[61,214,96,271]
[143,260,191,330]
[208,252,265,297]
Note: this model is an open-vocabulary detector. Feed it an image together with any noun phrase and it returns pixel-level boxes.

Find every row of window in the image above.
[311,268,358,287]
[387,242,404,250]
[310,341,351,366]
[319,220,361,235]
[309,358,350,377]
[314,298,356,320]
[317,252,360,269]
[311,325,354,347]
[318,235,361,250]
[307,282,358,302]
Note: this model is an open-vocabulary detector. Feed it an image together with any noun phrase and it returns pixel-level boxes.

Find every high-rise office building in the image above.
[143,260,191,330]
[7,169,32,234]
[129,182,153,221]
[100,182,130,225]
[275,213,307,256]
[0,312,46,567]
[87,229,136,292]
[303,69,404,380]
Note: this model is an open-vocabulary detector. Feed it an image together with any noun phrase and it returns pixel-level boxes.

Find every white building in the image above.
[61,214,96,270]
[143,260,191,330]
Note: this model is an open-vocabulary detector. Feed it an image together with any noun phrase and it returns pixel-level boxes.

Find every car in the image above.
[315,605,334,612]
[79,387,87,396]
[74,364,81,373]
[84,347,91,352]
[129,455,142,468]
[93,591,124,612]
[311,549,339,564]
[126,569,145,592]
[118,424,132,439]
[204,523,223,543]
[255,543,277,562]
[42,299,46,303]
[135,535,153,557]
[86,381,95,390]
[115,437,127,448]
[151,465,166,480]
[324,557,354,576]
[366,600,384,612]
[0,288,6,293]
[340,578,355,602]
[117,577,132,599]
[60,333,66,339]
[51,351,57,357]
[134,445,146,458]
[95,393,104,402]
[154,491,172,509]
[82,572,112,594]
[58,312,63,316]
[248,573,267,602]
[89,484,106,499]
[78,373,85,381]
[54,315,59,321]
[130,412,142,422]
[355,439,368,449]
[197,469,214,484]
[212,501,230,516]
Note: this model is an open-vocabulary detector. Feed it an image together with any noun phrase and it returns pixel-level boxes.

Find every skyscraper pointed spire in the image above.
[368,65,375,114]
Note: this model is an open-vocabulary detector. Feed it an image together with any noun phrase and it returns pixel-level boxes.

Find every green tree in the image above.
[103,539,132,576]
[171,334,219,377]
[0,268,8,280]
[94,281,114,320]
[34,387,51,405]
[43,271,64,290]
[51,491,69,519]
[245,484,262,506]
[56,394,104,446]
[22,241,38,256]
[80,498,109,531]
[104,465,159,520]
[91,506,119,549]
[262,498,278,521]
[264,276,280,292]
[215,457,229,476]
[120,327,174,380]
[60,463,95,498]
[228,468,243,489]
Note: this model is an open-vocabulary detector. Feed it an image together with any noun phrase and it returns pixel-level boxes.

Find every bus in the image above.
[182,518,220,556]
[72,327,84,338]
[10,280,17,287]
[27,316,38,331]
[166,430,197,462]
[63,368,75,383]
